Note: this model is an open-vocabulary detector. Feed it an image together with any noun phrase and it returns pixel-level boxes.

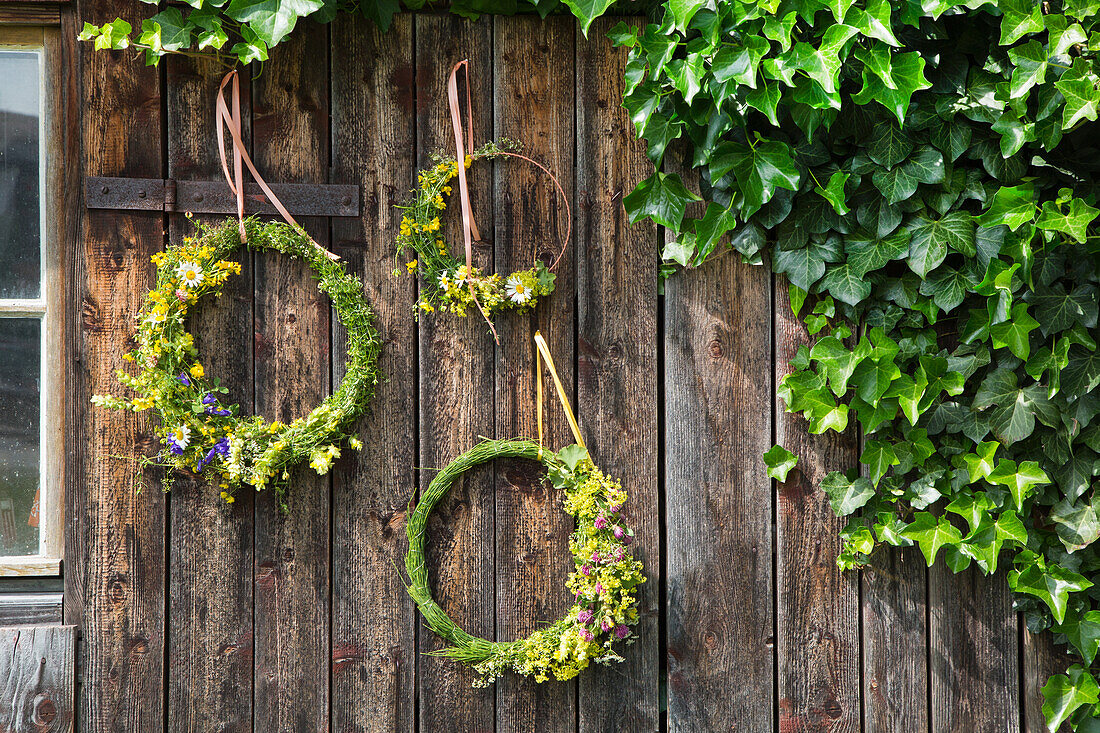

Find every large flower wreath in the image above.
[92,218,381,508]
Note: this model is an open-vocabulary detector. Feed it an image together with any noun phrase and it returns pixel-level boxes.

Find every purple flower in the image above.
[595,583,604,595]
[577,609,594,625]
[622,533,633,546]
[169,443,184,456]
[613,526,625,540]
[600,619,612,632]
[580,564,592,576]
[202,393,217,405]
[580,629,594,643]
[609,504,620,514]
[615,547,625,562]
[178,373,191,386]
[594,514,608,530]
[590,551,600,563]
[614,624,629,640]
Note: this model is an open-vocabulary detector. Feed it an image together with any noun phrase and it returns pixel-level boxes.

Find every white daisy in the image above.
[176,261,204,288]
[438,270,452,289]
[170,424,191,450]
[506,275,533,304]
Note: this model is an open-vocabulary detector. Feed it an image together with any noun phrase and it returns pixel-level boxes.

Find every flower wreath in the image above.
[395,140,559,322]
[395,60,570,340]
[92,218,381,508]
[404,334,645,684]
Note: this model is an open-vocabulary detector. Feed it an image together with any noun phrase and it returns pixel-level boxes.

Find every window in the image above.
[0,27,62,576]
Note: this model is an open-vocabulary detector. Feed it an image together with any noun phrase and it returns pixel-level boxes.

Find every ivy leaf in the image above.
[845,229,910,277]
[1007,40,1049,99]
[902,512,963,567]
[746,82,783,126]
[712,37,769,89]
[666,0,706,32]
[851,355,901,405]
[709,140,801,217]
[920,265,977,313]
[1060,611,1100,666]
[773,245,826,292]
[764,445,798,481]
[851,50,931,124]
[979,184,1037,231]
[624,172,701,230]
[819,262,872,306]
[1051,497,1100,553]
[821,472,875,515]
[1010,563,1093,624]
[224,0,325,47]
[848,0,900,46]
[999,0,1045,44]
[857,198,903,239]
[871,164,917,205]
[867,123,914,169]
[1042,665,1100,731]
[862,439,899,485]
[810,335,867,396]
[560,0,615,36]
[1036,198,1100,244]
[1055,58,1100,129]
[815,171,850,215]
[904,146,946,185]
[990,303,1039,360]
[907,213,975,277]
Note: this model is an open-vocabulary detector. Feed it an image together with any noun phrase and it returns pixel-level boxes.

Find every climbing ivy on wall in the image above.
[81,0,1100,728]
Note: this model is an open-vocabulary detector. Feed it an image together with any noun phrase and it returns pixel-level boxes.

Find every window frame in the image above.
[0,25,64,577]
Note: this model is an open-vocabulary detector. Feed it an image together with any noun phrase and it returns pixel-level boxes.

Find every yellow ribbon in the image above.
[535,331,585,459]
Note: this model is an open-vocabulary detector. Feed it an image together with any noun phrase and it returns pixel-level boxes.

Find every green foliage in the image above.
[604,0,1100,729]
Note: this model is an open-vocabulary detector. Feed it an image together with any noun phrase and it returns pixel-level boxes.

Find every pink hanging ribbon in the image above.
[216,70,338,261]
[445,60,573,338]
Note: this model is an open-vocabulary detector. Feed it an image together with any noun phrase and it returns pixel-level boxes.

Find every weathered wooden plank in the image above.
[664,254,774,728]
[775,281,861,733]
[164,54,254,733]
[862,546,929,733]
[929,567,1019,733]
[250,24,332,733]
[75,0,166,726]
[0,594,63,626]
[415,13,497,731]
[329,13,416,732]
[0,625,76,732]
[492,15,577,733]
[576,17,660,732]
[1024,630,1073,733]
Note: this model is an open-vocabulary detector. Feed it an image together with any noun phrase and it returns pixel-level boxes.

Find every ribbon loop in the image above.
[216,70,339,261]
[534,331,585,458]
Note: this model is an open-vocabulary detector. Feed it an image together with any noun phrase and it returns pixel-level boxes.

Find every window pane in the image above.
[0,317,39,556]
[0,51,40,299]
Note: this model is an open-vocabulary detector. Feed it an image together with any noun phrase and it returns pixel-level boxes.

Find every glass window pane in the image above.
[0,317,39,555]
[0,50,40,299]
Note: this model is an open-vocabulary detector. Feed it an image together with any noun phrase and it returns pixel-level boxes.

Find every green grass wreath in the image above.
[92,218,381,509]
[404,439,646,685]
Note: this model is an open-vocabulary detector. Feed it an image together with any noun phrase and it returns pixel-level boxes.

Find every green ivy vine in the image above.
[82,0,1100,728]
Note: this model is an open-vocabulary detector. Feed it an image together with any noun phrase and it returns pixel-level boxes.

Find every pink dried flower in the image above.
[615,548,625,561]
[601,619,612,632]
[595,583,605,595]
[580,629,594,643]
[591,551,600,563]
[615,624,629,640]
[594,514,608,530]
[580,564,592,576]
[577,609,594,625]
[175,288,188,301]
[613,526,625,540]
[609,504,620,514]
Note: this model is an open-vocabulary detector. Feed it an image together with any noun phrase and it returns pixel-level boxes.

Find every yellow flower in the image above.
[406,259,418,273]
[418,302,435,313]
[464,155,473,169]
[189,362,205,379]
[428,217,441,232]
[132,395,154,410]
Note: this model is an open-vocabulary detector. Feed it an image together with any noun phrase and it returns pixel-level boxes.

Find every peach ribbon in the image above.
[535,331,585,460]
[446,61,573,339]
[216,70,338,261]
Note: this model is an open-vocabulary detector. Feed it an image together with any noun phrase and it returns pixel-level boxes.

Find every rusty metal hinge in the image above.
[85,177,360,218]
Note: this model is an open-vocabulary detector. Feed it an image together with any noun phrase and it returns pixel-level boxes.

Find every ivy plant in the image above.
[608,0,1100,729]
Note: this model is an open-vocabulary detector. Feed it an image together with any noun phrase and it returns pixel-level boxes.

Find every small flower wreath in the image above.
[404,439,646,685]
[92,218,381,509]
[394,139,564,330]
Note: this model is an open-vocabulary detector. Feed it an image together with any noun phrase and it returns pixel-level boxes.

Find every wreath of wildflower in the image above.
[395,139,564,330]
[404,439,645,685]
[92,218,381,509]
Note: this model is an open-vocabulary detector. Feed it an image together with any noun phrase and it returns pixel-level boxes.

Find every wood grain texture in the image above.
[862,547,928,733]
[164,54,254,733]
[774,280,861,733]
[0,625,76,732]
[75,0,166,726]
[1024,630,1074,733]
[492,15,577,733]
[664,252,773,731]
[929,566,1020,733]
[575,18,660,733]
[0,594,63,626]
[250,25,332,733]
[415,13,498,731]
[329,14,417,732]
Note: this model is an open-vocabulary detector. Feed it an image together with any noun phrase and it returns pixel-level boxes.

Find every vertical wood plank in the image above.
[664,256,774,729]
[415,14,497,731]
[0,625,76,732]
[862,547,928,733]
[330,13,417,732]
[75,0,166,726]
[576,18,660,732]
[929,567,1019,733]
[164,55,254,733]
[775,280,861,733]
[1024,630,1073,733]
[492,15,577,733]
[251,25,332,733]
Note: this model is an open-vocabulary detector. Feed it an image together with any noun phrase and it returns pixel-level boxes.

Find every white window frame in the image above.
[0,26,63,576]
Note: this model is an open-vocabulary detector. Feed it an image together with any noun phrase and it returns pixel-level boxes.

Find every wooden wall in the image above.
[71,6,1070,732]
